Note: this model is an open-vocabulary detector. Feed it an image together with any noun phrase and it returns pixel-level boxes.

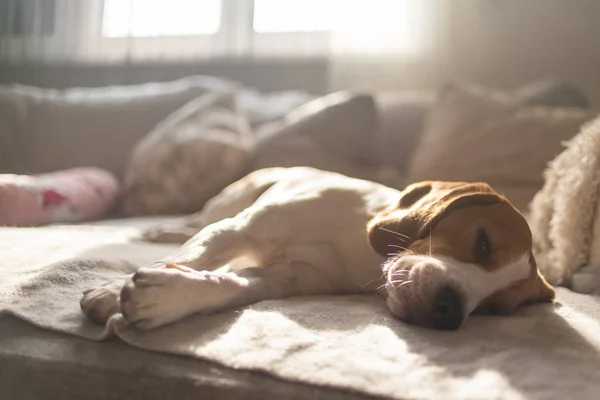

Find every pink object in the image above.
[0,167,119,226]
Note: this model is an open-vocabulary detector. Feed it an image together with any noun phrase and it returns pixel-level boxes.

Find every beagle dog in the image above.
[81,167,554,331]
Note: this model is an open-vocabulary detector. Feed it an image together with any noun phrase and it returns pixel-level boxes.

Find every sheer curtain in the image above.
[0,0,444,90]
[0,0,230,63]
[0,0,94,63]
[328,0,446,91]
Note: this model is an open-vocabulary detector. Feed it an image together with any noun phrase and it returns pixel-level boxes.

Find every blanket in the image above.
[2,219,600,400]
[529,114,600,290]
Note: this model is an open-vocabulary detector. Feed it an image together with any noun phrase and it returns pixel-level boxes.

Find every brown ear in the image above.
[533,271,555,302]
[367,182,433,257]
[475,255,555,315]
[524,257,555,305]
[367,181,503,257]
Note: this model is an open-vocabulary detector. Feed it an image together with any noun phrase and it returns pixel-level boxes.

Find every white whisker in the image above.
[390,270,410,278]
[388,279,407,285]
[378,226,411,241]
[428,227,432,257]
[390,269,409,274]
[387,243,415,256]
[359,278,381,291]
[388,244,407,249]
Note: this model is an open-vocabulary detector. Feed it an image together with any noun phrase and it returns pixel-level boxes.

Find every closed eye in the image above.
[475,228,492,263]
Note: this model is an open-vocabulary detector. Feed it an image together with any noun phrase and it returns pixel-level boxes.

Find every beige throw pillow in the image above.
[0,76,237,178]
[250,91,383,180]
[407,83,594,211]
[122,91,253,216]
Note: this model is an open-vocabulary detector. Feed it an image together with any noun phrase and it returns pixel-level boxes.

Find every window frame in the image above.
[1,0,429,63]
[91,0,331,61]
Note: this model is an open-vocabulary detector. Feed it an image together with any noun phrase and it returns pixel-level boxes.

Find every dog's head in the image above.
[367,181,554,330]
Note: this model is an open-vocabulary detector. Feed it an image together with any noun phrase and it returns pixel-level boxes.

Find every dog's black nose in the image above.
[432,286,464,330]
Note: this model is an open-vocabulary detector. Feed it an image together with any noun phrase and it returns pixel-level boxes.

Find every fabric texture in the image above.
[0,77,312,179]
[375,91,435,174]
[529,115,600,287]
[250,91,408,189]
[240,89,316,128]
[513,77,591,109]
[370,79,589,179]
[122,91,253,216]
[1,220,600,400]
[0,89,28,173]
[0,76,238,178]
[0,168,118,226]
[407,82,594,211]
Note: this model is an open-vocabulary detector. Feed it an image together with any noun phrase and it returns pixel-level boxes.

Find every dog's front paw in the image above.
[120,266,213,330]
[80,278,126,325]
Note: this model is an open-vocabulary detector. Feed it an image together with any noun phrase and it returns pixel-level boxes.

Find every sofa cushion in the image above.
[0,75,237,179]
[122,91,253,216]
[0,90,28,173]
[407,82,595,212]
[513,77,591,109]
[371,79,590,179]
[375,91,435,174]
[240,89,315,128]
[250,91,382,179]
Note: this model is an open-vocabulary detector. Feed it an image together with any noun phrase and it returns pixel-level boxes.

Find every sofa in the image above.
[2,75,600,400]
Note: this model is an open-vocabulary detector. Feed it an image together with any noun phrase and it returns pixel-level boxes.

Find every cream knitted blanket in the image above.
[529,114,600,289]
[3,219,600,400]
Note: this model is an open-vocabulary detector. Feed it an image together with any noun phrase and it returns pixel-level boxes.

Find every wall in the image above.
[440,0,600,105]
[1,1,599,104]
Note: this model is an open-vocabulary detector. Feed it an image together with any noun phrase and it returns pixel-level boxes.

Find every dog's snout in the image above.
[432,286,464,330]
[384,256,469,330]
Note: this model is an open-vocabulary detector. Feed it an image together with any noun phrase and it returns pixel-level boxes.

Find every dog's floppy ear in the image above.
[367,181,503,257]
[367,182,434,257]
[527,268,556,304]
[524,253,555,304]
[475,254,555,315]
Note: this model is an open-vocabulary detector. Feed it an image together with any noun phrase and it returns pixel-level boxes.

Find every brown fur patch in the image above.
[367,181,554,313]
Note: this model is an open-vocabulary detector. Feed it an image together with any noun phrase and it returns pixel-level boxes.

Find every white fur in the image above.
[80,167,530,330]
[120,266,254,330]
[439,254,531,312]
[384,254,532,320]
[83,167,398,328]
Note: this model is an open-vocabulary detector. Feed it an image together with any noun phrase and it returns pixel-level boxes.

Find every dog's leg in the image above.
[141,222,200,244]
[143,169,279,244]
[81,217,253,324]
[141,198,250,243]
[120,256,343,330]
[159,216,253,272]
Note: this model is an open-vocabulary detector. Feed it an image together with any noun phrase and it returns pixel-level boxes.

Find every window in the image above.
[102,0,221,38]
[0,0,430,62]
[251,0,429,57]
[253,0,338,33]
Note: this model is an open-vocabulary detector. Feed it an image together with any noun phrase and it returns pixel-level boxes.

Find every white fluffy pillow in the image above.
[122,91,253,216]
